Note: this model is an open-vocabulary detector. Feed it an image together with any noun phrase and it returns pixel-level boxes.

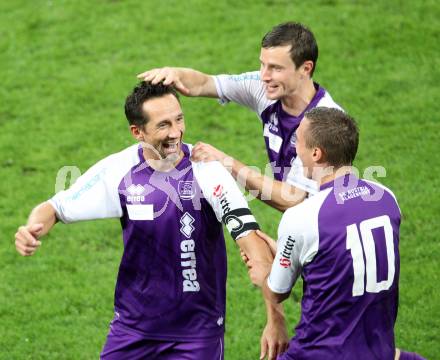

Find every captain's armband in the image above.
[222,208,260,241]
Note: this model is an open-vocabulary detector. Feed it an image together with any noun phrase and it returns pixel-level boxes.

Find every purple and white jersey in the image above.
[267,174,401,360]
[49,143,259,341]
[214,71,342,190]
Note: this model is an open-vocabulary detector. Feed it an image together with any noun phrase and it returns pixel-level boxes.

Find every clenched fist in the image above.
[15,223,43,256]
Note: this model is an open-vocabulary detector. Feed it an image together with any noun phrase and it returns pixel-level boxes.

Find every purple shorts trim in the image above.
[100,323,224,360]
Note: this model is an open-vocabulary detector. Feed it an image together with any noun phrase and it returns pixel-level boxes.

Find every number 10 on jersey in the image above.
[346,215,396,297]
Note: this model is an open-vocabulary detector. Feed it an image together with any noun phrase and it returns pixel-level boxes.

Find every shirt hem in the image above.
[114,321,225,341]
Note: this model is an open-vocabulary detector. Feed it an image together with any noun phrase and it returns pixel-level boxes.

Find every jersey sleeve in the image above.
[267,211,303,294]
[192,160,259,241]
[48,151,132,223]
[266,202,320,294]
[213,71,273,116]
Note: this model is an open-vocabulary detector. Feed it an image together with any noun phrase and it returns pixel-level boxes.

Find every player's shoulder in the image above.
[363,178,401,210]
[191,159,227,182]
[316,87,343,111]
[280,188,332,234]
[187,144,224,173]
[110,142,139,158]
[284,188,333,217]
[216,70,261,83]
[97,143,140,168]
[87,143,141,184]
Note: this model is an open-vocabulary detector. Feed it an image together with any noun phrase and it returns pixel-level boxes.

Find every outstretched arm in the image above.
[15,202,57,256]
[191,142,306,211]
[137,67,218,97]
[236,232,289,360]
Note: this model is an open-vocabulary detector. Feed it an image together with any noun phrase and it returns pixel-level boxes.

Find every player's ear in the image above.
[312,147,324,163]
[130,125,144,142]
[301,60,314,77]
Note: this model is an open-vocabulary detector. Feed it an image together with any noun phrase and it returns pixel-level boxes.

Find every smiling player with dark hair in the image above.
[138,22,342,212]
[15,81,278,359]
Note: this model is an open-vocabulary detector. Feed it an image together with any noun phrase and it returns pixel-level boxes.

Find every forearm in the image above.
[228,157,306,211]
[264,297,286,324]
[263,277,290,304]
[236,230,273,264]
[175,68,218,97]
[27,201,58,237]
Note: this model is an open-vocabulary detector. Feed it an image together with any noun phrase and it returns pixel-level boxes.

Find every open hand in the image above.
[137,67,191,96]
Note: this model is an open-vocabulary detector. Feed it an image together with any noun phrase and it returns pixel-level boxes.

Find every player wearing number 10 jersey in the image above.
[270,174,400,359]
[250,107,425,359]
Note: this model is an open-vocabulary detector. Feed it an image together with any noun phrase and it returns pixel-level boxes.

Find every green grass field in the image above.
[1,0,439,359]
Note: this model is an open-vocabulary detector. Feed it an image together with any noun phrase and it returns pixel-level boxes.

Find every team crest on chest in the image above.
[178,181,195,200]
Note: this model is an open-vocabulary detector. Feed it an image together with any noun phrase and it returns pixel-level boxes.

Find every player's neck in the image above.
[281,79,316,117]
[143,148,184,172]
[314,166,353,188]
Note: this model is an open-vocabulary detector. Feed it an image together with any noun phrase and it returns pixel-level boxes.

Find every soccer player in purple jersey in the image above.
[137,22,342,211]
[14,82,282,359]
[247,107,426,360]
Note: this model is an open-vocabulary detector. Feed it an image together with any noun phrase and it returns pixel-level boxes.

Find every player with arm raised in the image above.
[247,107,426,360]
[15,82,287,360]
[138,22,343,211]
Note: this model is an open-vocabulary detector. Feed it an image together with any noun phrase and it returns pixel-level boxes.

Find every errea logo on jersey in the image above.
[180,212,200,293]
[180,212,195,238]
[127,184,145,202]
[279,236,296,268]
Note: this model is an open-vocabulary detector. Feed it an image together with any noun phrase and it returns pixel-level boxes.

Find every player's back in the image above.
[284,174,400,360]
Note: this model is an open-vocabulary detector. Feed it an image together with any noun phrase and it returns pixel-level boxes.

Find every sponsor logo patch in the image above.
[213,184,223,197]
[279,257,291,268]
[213,184,231,213]
[180,212,195,238]
[180,212,199,292]
[126,204,153,220]
[219,191,231,214]
[127,184,145,202]
[279,235,296,268]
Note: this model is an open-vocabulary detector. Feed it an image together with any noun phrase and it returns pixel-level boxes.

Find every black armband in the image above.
[222,208,260,241]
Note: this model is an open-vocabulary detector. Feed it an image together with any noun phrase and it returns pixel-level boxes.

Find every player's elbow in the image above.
[264,183,306,212]
[266,292,288,304]
[273,200,292,212]
[265,198,298,212]
[275,291,290,303]
[263,283,290,304]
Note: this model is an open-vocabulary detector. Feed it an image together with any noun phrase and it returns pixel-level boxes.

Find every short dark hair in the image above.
[303,107,359,167]
[261,22,318,76]
[124,81,180,127]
